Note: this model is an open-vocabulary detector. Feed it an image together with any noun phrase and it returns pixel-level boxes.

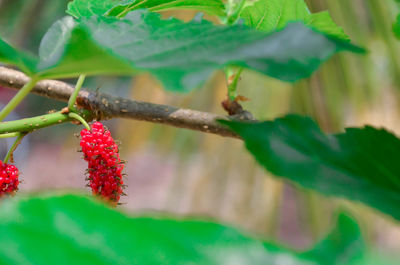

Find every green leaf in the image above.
[220,115,400,221]
[67,0,226,18]
[300,214,364,264]
[0,37,37,75]
[36,11,363,91]
[239,0,349,40]
[0,193,380,265]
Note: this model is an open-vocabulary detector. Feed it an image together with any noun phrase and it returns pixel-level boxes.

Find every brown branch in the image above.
[0,67,250,139]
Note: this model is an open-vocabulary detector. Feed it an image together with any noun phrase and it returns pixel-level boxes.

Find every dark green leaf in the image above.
[36,11,363,91]
[221,115,400,221]
[239,0,348,40]
[0,193,392,264]
[0,193,387,265]
[67,0,226,18]
[0,10,363,89]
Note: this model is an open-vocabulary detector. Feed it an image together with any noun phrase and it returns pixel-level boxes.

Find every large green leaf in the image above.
[35,10,363,91]
[67,0,226,18]
[239,0,348,40]
[221,115,400,221]
[0,9,363,90]
[0,193,376,265]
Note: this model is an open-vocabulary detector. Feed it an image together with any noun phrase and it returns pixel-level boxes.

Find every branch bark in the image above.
[0,67,248,139]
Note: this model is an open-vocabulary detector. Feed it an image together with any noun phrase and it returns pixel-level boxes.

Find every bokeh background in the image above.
[1,0,400,254]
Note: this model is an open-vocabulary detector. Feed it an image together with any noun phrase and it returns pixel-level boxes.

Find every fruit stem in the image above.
[226,68,243,101]
[0,132,20,138]
[4,132,26,163]
[68,74,86,112]
[225,0,247,25]
[0,109,92,134]
[68,112,91,130]
[0,76,39,122]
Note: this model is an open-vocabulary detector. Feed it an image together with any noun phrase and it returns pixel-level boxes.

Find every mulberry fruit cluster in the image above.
[80,122,124,204]
[0,161,19,196]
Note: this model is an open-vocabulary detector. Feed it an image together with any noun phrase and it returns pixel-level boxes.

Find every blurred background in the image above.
[1,0,400,255]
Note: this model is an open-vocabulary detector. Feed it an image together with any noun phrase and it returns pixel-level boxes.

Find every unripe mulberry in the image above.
[80,122,124,204]
[0,161,19,196]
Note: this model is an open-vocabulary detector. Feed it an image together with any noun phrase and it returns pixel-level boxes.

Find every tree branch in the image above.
[0,67,247,139]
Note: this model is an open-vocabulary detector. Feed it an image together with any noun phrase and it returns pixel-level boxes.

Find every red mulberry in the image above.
[0,161,19,196]
[80,122,124,205]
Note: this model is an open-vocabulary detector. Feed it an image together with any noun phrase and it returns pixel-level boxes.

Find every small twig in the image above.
[68,74,86,112]
[226,67,243,100]
[0,76,39,121]
[4,132,26,163]
[0,67,251,139]
[68,112,90,130]
[0,132,20,138]
[0,110,92,134]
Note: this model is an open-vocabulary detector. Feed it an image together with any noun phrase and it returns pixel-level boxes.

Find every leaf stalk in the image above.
[0,76,39,122]
[4,132,26,163]
[68,74,86,112]
[68,112,91,130]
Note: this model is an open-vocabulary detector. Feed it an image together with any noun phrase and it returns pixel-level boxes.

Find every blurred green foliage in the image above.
[0,193,386,265]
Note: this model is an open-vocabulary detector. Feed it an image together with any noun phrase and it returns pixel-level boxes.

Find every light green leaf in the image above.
[306,11,348,41]
[67,0,226,18]
[239,0,348,40]
[38,16,76,67]
[66,0,132,18]
[393,14,400,40]
[36,11,363,91]
[221,115,400,221]
[0,193,372,265]
[108,0,226,17]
